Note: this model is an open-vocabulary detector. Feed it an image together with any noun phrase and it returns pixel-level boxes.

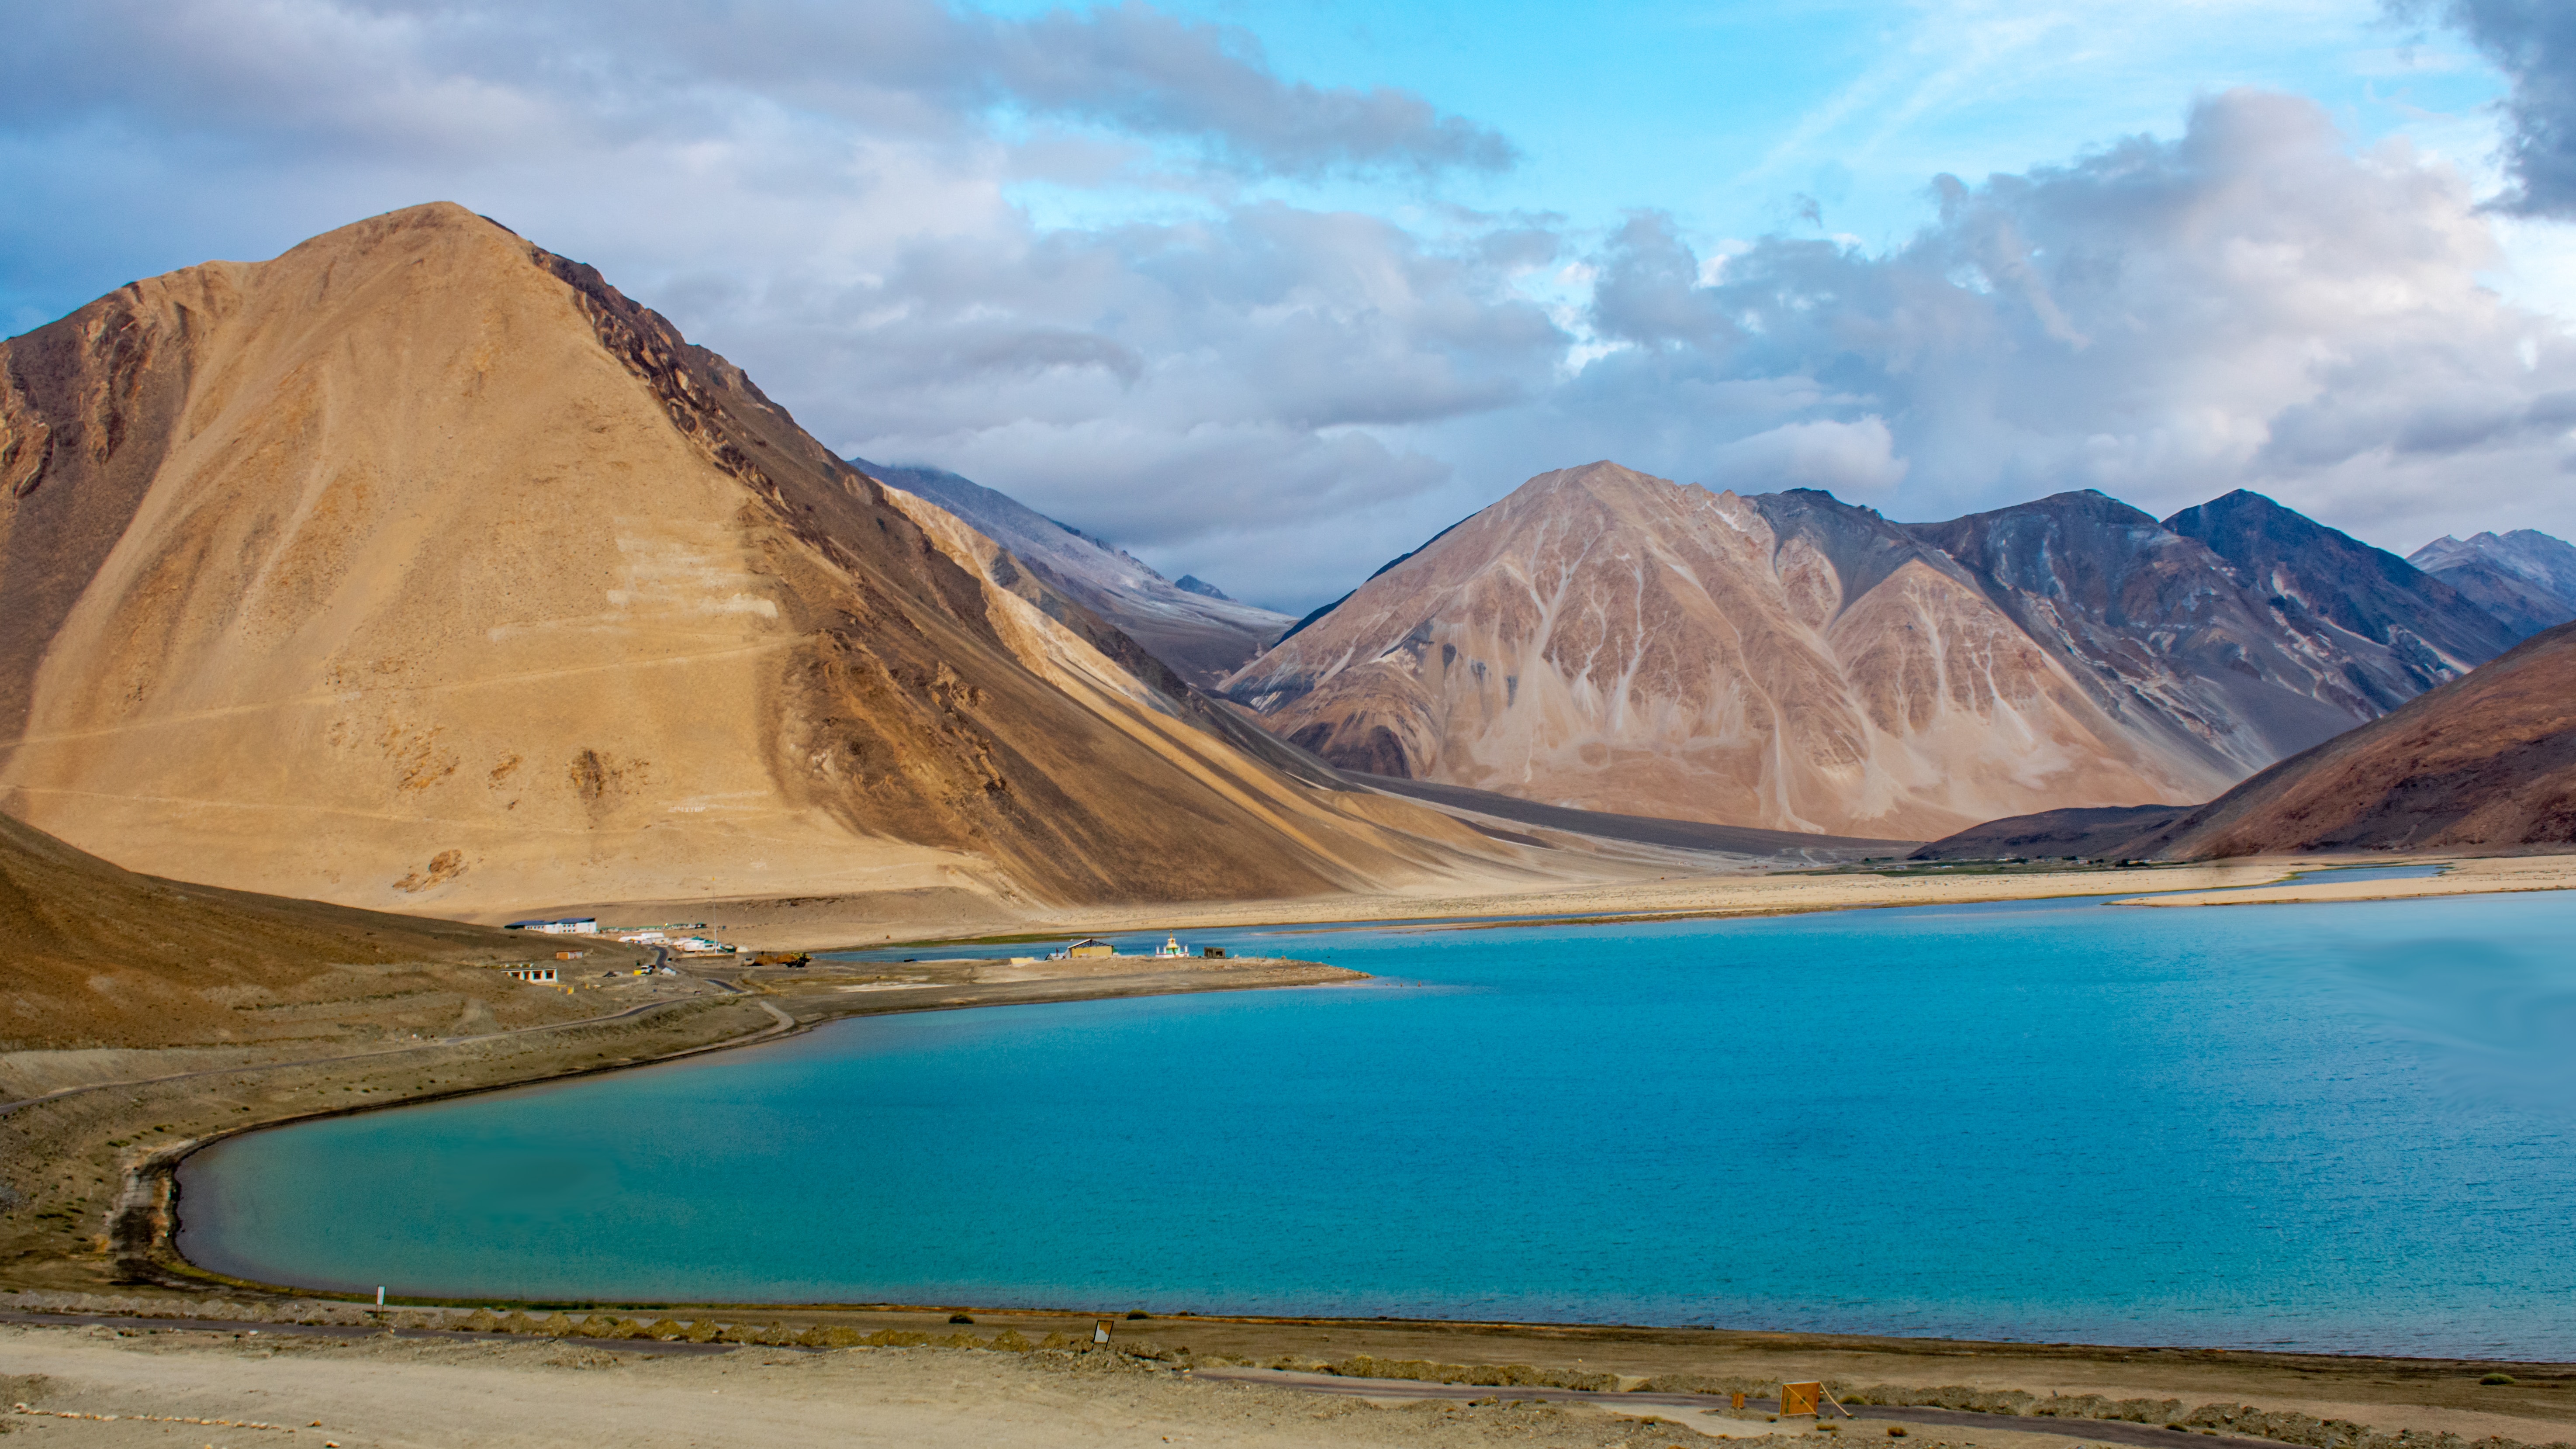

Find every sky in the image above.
[6,0,2576,612]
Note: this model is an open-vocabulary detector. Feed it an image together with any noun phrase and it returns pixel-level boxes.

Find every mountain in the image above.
[1222,462,2235,839]
[1909,803,2190,861]
[2163,490,2517,689]
[0,808,629,1048]
[2121,621,2576,858]
[1911,489,2482,778]
[2408,529,2576,642]
[851,461,1292,688]
[1227,468,2532,838]
[0,203,1500,918]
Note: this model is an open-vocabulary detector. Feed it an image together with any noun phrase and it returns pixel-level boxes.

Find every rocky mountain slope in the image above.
[2409,529,2576,641]
[1227,466,2525,838]
[0,203,1506,918]
[2164,490,2517,680]
[2121,622,2576,858]
[0,808,632,1048]
[855,461,1291,688]
[1913,490,2481,779]
[1223,462,2236,838]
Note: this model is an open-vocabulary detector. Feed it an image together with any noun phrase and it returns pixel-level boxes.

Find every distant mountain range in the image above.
[2408,530,2576,641]
[849,461,1291,689]
[1221,461,2559,839]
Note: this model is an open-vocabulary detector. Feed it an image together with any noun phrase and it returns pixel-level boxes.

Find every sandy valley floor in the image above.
[663,850,2576,952]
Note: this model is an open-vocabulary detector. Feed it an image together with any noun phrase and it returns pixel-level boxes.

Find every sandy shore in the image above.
[1,1308,2569,1449]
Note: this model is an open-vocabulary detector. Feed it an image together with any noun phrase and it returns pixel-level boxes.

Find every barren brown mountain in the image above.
[2123,622,2576,858]
[0,203,1501,918]
[1224,462,2234,838]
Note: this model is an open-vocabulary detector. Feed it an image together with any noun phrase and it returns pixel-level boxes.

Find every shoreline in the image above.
[11,879,2575,1404]
[0,955,1364,1305]
[854,851,2576,953]
[747,851,2576,956]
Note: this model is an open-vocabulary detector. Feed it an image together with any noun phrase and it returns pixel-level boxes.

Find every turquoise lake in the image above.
[175,888,2576,1358]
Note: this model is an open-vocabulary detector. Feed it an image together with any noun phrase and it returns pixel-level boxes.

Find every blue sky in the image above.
[6,0,2574,610]
[1003,0,2503,242]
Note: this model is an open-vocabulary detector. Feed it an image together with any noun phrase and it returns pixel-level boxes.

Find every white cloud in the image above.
[1708,418,1911,502]
[1556,89,2576,552]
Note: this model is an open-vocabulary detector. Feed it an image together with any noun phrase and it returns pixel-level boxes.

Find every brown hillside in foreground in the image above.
[0,204,1494,917]
[2128,622,2576,858]
[0,809,626,1049]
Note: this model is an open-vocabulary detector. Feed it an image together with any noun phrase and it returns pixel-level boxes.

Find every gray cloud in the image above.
[0,0,1514,180]
[2399,0,2576,216]
[784,203,1569,556]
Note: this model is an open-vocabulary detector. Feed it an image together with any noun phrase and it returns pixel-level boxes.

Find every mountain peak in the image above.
[0,206,1437,916]
[2407,527,2576,641]
[1227,462,2229,835]
[2165,489,2514,669]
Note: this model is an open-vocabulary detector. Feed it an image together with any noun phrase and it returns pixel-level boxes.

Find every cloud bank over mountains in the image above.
[1555,90,2576,539]
[3,0,2573,610]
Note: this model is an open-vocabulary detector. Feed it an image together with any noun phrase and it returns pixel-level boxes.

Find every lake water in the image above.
[176,888,2576,1358]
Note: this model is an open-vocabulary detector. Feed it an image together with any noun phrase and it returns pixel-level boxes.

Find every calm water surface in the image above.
[177,891,2576,1356]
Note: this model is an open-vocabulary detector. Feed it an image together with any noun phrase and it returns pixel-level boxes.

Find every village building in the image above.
[505,917,597,935]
